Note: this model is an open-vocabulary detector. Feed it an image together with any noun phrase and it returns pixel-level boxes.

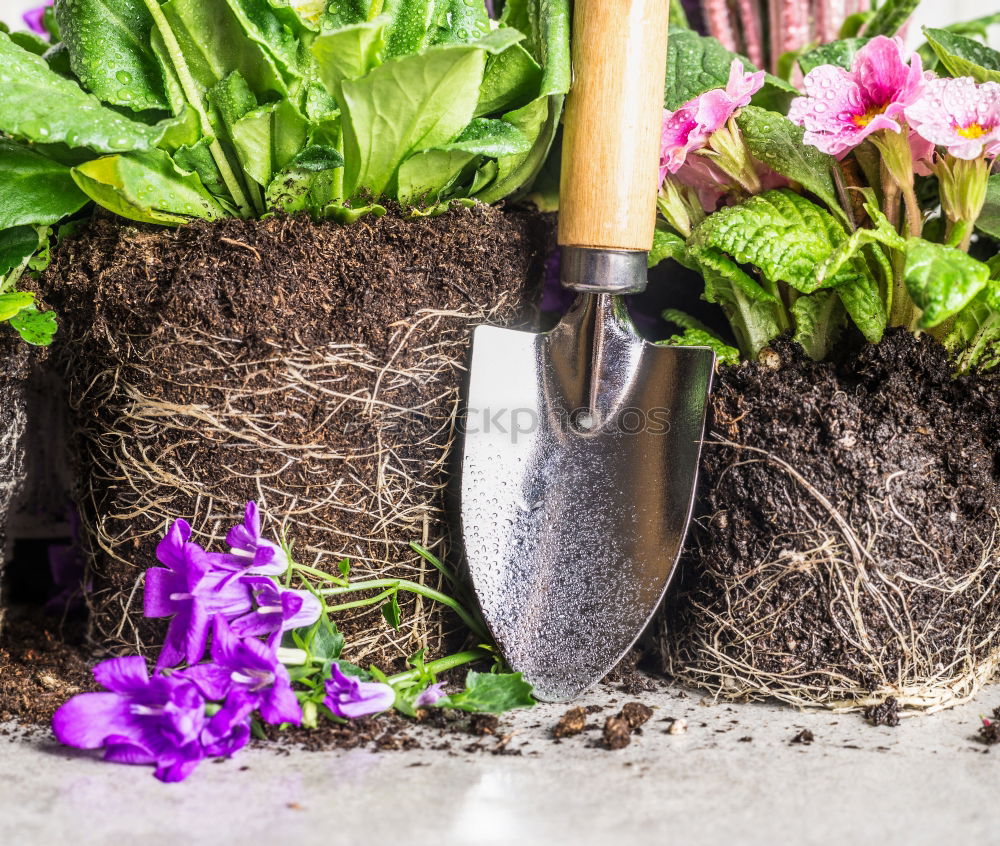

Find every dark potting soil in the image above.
[0,609,97,727]
[864,697,901,727]
[662,329,1000,705]
[41,206,552,669]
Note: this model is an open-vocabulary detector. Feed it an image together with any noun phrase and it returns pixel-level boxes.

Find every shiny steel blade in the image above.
[460,294,714,701]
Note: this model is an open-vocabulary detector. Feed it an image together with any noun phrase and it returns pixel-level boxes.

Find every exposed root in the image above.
[660,436,1000,716]
[64,295,521,666]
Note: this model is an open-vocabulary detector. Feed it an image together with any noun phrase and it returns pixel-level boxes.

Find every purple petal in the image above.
[103,738,156,766]
[414,682,446,707]
[143,567,182,619]
[92,656,150,694]
[156,519,192,569]
[180,663,233,701]
[52,693,133,749]
[154,749,203,783]
[281,588,322,631]
[259,675,302,726]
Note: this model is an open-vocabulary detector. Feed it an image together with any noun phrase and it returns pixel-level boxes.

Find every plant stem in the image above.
[320,578,489,641]
[326,588,396,614]
[945,219,974,251]
[902,185,922,239]
[387,649,491,685]
[141,0,253,218]
[293,563,348,586]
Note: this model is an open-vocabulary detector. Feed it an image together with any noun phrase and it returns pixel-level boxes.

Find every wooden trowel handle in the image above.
[558,0,669,254]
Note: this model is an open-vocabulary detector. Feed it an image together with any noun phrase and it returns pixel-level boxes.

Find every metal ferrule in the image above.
[560,246,648,295]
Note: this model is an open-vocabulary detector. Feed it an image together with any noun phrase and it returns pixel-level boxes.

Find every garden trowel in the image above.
[460,0,715,701]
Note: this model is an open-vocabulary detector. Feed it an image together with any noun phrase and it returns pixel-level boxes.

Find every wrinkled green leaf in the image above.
[904,238,992,329]
[9,305,57,346]
[814,202,906,287]
[0,31,159,151]
[945,287,1000,373]
[665,27,796,112]
[736,107,841,219]
[689,190,858,295]
[340,43,486,198]
[56,0,169,111]
[792,290,847,361]
[649,226,690,269]
[837,274,886,344]
[429,0,492,47]
[72,149,226,225]
[798,38,867,74]
[225,0,304,81]
[864,0,918,38]
[440,671,535,714]
[0,141,90,228]
[924,27,1000,84]
[8,31,49,55]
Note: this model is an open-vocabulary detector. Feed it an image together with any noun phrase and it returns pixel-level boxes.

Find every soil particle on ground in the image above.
[469,714,500,737]
[978,720,1000,745]
[621,702,653,729]
[553,707,587,739]
[603,716,633,750]
[791,730,815,746]
[864,697,901,727]
[0,610,97,726]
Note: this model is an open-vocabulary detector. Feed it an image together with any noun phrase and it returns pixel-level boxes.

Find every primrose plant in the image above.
[0,0,570,344]
[655,8,1000,374]
[53,502,534,782]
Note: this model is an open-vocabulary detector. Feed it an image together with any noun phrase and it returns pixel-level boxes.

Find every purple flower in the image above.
[223,501,288,576]
[789,36,926,157]
[906,77,1000,161]
[144,519,254,670]
[229,576,322,641]
[51,656,232,783]
[660,59,765,181]
[323,664,395,719]
[22,1,52,35]
[183,618,301,728]
[414,682,446,707]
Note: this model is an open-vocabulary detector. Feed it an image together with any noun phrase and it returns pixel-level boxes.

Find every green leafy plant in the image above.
[653,11,1000,374]
[0,0,569,345]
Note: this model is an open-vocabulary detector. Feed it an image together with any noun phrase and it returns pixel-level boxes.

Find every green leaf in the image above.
[0,31,159,152]
[813,201,906,288]
[9,305,57,346]
[0,292,36,321]
[0,141,90,228]
[428,0,492,47]
[904,238,992,329]
[798,38,867,74]
[158,0,289,103]
[224,0,304,81]
[792,290,847,361]
[736,107,842,219]
[976,173,1000,239]
[864,0,918,38]
[837,274,886,344]
[444,118,530,157]
[0,227,43,278]
[649,227,690,269]
[72,149,226,225]
[660,309,740,365]
[475,42,542,117]
[340,43,486,199]
[307,618,345,662]
[500,0,570,98]
[8,31,49,55]
[440,671,535,714]
[56,0,169,111]
[230,99,309,187]
[689,190,858,295]
[381,592,401,630]
[311,17,387,99]
[945,288,1000,373]
[665,27,796,112]
[924,27,1000,84]
[382,0,436,58]
[289,145,345,172]
[396,149,476,206]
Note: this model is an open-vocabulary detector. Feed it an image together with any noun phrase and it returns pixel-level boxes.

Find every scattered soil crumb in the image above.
[665,718,688,735]
[603,716,633,750]
[621,702,653,729]
[978,720,1000,745]
[864,697,900,727]
[791,729,815,746]
[553,707,587,739]
[469,714,500,737]
[738,736,753,742]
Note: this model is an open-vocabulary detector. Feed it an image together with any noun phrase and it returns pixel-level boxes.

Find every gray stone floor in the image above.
[3,678,999,846]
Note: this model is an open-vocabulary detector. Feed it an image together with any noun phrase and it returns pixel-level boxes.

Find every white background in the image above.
[0,0,997,41]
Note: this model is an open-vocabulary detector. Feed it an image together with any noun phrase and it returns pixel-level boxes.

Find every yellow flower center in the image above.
[852,105,889,128]
[956,123,987,139]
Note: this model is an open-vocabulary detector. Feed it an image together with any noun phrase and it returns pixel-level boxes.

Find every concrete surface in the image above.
[3,678,1000,846]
